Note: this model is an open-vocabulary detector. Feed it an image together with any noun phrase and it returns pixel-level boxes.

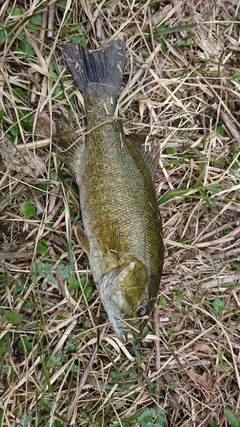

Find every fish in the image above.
[53,40,164,342]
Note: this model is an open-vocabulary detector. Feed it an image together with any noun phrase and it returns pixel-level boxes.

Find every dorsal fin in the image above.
[127,134,160,181]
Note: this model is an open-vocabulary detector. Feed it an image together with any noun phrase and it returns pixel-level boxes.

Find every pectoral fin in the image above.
[100,220,121,254]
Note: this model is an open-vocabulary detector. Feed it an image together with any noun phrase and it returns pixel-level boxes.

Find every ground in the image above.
[0,1,240,427]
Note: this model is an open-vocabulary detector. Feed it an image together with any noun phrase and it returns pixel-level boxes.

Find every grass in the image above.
[0,1,240,426]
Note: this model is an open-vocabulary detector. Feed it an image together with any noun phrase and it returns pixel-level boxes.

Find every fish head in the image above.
[99,257,153,341]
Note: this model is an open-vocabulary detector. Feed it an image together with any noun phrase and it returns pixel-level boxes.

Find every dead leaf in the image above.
[1,139,46,178]
[194,341,214,354]
[188,368,215,390]
[30,111,56,138]
[187,368,215,403]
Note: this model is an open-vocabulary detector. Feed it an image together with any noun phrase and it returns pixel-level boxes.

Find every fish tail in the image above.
[63,40,126,101]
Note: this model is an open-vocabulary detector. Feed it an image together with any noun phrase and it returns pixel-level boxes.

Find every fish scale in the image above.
[81,123,156,265]
[54,40,164,341]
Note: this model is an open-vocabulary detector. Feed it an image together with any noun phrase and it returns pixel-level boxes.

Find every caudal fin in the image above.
[63,40,126,101]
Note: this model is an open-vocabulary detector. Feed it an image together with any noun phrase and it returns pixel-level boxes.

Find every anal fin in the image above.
[52,131,85,176]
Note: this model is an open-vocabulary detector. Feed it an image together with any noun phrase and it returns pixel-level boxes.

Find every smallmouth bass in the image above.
[54,40,164,341]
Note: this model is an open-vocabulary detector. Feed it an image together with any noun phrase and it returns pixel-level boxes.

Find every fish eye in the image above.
[136,306,146,317]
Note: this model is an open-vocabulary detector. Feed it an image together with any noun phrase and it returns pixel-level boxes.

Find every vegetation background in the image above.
[0,0,240,426]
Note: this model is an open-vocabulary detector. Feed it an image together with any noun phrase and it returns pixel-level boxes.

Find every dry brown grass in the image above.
[0,1,240,426]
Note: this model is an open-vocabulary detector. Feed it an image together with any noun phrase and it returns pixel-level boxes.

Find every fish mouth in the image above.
[105,309,149,342]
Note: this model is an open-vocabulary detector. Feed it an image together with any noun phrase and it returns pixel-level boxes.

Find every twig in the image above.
[47,0,55,38]
[153,305,161,404]
[63,324,107,427]
[30,3,48,104]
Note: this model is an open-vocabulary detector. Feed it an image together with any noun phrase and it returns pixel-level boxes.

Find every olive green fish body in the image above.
[60,41,164,340]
